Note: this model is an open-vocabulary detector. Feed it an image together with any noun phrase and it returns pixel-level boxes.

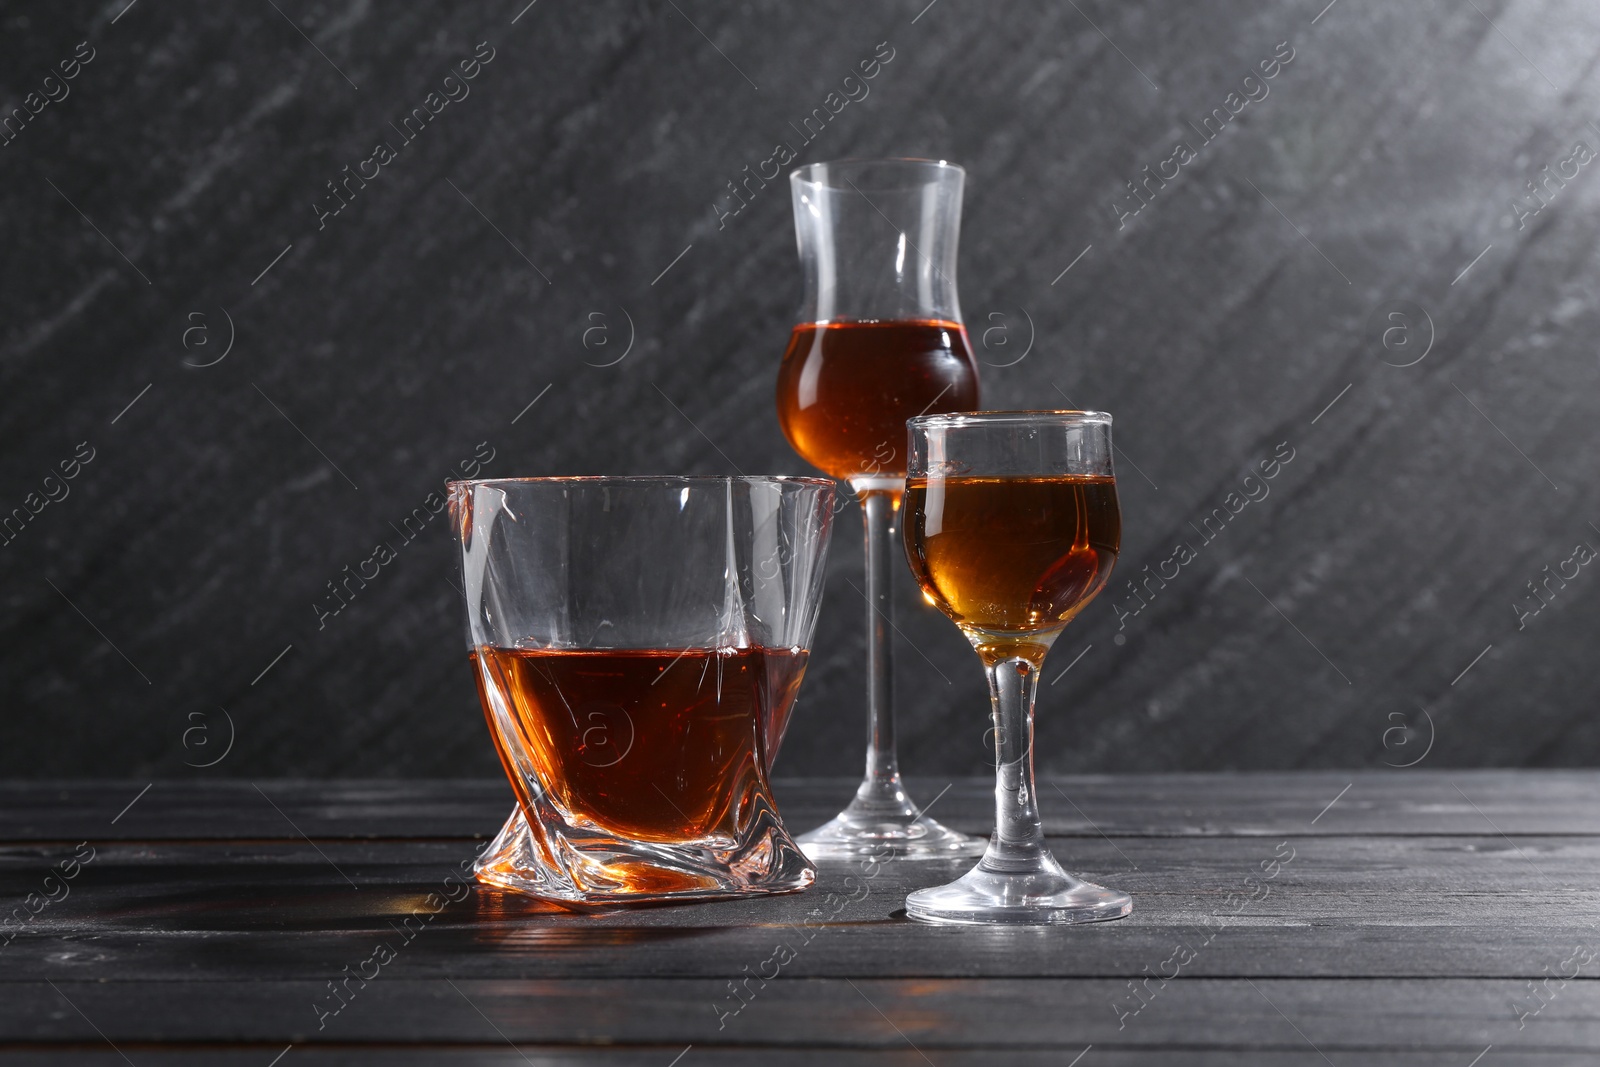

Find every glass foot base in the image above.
[474,803,814,908]
[797,784,987,861]
[906,852,1132,925]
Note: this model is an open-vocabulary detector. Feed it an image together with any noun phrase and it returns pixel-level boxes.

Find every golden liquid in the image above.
[776,320,980,479]
[904,475,1120,636]
[471,646,807,843]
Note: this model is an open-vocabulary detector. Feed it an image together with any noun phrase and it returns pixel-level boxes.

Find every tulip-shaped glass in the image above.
[776,158,985,860]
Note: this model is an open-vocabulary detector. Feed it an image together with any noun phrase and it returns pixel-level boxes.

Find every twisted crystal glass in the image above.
[449,476,835,906]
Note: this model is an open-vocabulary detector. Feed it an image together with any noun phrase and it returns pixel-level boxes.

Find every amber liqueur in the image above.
[470,646,807,843]
[904,475,1121,635]
[776,319,980,480]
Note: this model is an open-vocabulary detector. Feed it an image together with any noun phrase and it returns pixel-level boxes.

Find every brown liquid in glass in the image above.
[776,319,980,480]
[904,475,1120,635]
[470,646,807,843]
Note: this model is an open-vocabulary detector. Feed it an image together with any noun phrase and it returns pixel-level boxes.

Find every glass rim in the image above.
[445,474,836,491]
[907,409,1112,428]
[790,157,965,187]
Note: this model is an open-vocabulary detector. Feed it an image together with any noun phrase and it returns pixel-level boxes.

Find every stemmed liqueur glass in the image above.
[776,158,984,859]
[901,412,1132,923]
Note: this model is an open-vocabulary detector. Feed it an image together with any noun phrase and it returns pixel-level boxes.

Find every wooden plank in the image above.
[0,1050,1584,1066]
[10,918,1600,984]
[6,834,1595,918]
[2,836,1598,981]
[5,771,1599,842]
[0,780,515,843]
[4,977,1596,1049]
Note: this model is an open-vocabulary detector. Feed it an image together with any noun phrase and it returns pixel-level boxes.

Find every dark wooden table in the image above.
[2,772,1597,1065]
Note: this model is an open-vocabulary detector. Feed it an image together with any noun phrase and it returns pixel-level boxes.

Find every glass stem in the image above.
[858,489,904,802]
[982,654,1047,870]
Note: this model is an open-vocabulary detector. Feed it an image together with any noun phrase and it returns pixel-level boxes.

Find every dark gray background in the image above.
[2,0,1596,779]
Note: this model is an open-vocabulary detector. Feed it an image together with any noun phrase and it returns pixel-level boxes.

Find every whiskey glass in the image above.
[776,158,984,860]
[901,412,1132,924]
[448,476,835,906]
